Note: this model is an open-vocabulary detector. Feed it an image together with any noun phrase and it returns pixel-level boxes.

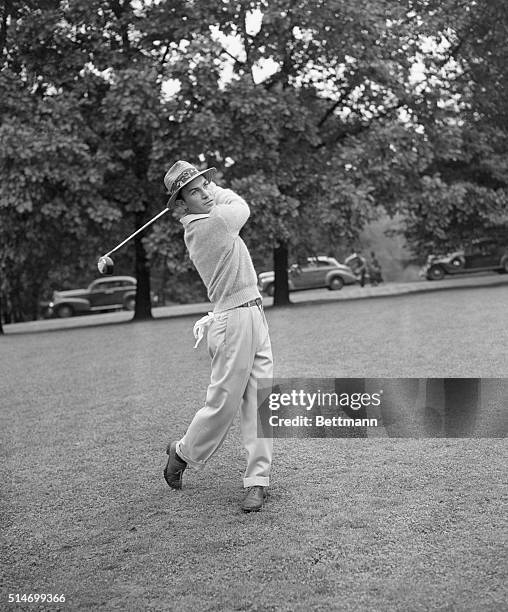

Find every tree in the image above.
[2,0,506,326]
[0,67,119,323]
[386,0,508,255]
[162,0,447,304]
[0,0,210,322]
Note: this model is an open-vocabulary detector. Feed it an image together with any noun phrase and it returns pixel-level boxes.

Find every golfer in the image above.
[162,160,273,512]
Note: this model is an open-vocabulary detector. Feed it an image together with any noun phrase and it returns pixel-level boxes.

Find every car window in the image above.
[472,241,495,254]
[90,278,135,291]
[91,280,116,291]
[99,281,115,290]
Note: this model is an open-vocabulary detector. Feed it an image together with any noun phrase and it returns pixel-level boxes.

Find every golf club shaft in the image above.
[103,207,170,258]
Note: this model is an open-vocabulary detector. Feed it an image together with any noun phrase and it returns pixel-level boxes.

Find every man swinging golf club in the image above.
[162,160,273,513]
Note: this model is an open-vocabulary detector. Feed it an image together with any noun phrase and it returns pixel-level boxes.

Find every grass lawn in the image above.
[1,287,507,611]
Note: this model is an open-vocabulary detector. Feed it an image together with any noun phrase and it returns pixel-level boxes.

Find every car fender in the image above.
[258,274,274,289]
[433,251,465,268]
[325,270,355,285]
[123,290,136,304]
[447,253,466,269]
[53,297,91,313]
[259,274,296,291]
[325,271,343,284]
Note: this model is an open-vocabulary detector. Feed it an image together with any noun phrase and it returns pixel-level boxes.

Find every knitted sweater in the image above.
[180,185,261,312]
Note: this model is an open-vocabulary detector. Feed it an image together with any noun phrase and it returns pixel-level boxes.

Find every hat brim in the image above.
[166,167,217,207]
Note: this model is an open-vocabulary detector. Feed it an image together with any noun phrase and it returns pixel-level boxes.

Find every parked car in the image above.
[421,237,508,281]
[258,256,357,296]
[47,276,138,318]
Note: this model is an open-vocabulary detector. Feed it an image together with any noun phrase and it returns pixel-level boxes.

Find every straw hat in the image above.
[164,160,216,206]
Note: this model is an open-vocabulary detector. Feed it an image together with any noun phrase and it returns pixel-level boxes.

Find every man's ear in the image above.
[174,198,187,216]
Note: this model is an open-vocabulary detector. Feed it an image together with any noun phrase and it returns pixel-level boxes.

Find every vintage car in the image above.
[258,256,358,296]
[47,276,138,318]
[421,237,508,281]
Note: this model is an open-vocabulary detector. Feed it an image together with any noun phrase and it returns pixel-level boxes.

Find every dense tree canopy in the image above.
[385,0,508,252]
[1,0,506,329]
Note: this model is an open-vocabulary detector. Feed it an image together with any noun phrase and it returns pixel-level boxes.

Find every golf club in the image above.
[97,207,170,274]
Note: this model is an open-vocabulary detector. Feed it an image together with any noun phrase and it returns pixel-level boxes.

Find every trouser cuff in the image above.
[243,476,270,488]
[176,441,206,471]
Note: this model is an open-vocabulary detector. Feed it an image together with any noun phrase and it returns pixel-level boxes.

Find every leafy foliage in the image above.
[0,0,203,322]
[390,0,508,254]
[1,0,507,326]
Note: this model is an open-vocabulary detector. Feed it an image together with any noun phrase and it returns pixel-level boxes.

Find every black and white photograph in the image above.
[1,1,507,610]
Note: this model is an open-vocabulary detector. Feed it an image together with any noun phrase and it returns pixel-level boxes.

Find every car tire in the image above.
[427,265,445,281]
[56,304,74,318]
[124,296,136,311]
[264,284,275,297]
[329,276,344,290]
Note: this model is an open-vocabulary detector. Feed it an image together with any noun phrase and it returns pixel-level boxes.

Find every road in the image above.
[3,271,508,334]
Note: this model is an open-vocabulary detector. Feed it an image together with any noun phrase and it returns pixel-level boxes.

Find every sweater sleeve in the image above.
[210,184,250,234]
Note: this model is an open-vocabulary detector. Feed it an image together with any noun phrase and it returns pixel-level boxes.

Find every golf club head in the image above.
[97,256,114,275]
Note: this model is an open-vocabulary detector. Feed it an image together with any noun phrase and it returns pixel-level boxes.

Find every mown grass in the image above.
[1,288,507,611]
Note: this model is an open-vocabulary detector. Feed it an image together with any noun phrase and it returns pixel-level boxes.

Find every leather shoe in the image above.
[163,441,187,490]
[241,486,267,512]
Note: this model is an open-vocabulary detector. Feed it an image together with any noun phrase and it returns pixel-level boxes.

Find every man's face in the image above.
[179,175,215,214]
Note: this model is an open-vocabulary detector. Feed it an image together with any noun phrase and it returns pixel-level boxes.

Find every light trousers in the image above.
[177,304,273,488]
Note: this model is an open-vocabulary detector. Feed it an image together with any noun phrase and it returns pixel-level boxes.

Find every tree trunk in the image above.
[160,255,170,306]
[0,0,13,56]
[0,293,4,334]
[10,287,23,322]
[31,284,41,321]
[133,214,153,321]
[273,241,291,306]
[3,294,11,324]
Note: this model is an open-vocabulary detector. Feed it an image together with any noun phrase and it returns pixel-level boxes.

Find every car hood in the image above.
[428,250,464,262]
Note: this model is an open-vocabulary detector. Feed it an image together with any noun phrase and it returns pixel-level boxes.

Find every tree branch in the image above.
[0,0,13,59]
[315,99,407,149]
[109,0,132,54]
[221,46,245,65]
[317,80,360,128]
[159,43,170,69]
[238,4,257,83]
[434,2,491,70]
